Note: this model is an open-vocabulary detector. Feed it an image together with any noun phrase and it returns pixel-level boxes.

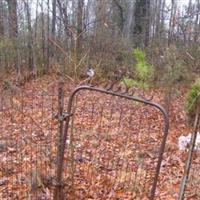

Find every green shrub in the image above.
[122,77,149,90]
[133,48,146,63]
[121,48,153,90]
[186,79,200,121]
[133,48,154,82]
[122,78,138,88]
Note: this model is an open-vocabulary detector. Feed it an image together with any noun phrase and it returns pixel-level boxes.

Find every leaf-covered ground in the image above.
[0,75,199,199]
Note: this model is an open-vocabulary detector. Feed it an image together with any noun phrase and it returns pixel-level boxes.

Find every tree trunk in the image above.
[51,0,56,38]
[133,0,150,47]
[41,1,46,73]
[0,0,4,36]
[160,0,165,34]
[57,0,69,45]
[194,0,200,42]
[124,0,135,39]
[112,0,124,35]
[49,0,56,58]
[155,0,162,38]
[46,0,50,73]
[6,0,18,38]
[24,0,35,72]
[168,0,175,45]
[6,0,20,74]
[76,0,84,62]
[187,0,192,42]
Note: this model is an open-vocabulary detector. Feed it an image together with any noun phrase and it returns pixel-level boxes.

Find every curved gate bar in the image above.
[54,85,169,200]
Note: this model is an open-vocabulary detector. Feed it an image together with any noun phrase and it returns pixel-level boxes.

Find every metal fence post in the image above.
[178,95,200,200]
[53,81,65,200]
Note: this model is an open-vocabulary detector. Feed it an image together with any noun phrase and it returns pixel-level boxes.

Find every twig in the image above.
[48,37,75,83]
[74,49,90,75]
[48,37,68,57]
[186,52,195,61]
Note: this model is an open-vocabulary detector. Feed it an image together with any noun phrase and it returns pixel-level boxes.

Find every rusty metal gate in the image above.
[54,83,169,200]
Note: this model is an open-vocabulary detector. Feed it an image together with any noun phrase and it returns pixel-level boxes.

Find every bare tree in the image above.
[134,0,151,46]
[0,0,199,79]
[194,0,200,42]
[0,0,4,36]
[155,0,162,38]
[76,0,84,62]
[123,0,135,39]
[112,0,124,34]
[5,0,20,74]
[168,0,177,45]
[51,0,56,38]
[24,0,35,71]
[160,0,166,34]
[6,0,18,37]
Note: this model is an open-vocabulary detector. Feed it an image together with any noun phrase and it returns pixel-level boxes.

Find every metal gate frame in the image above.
[53,84,169,200]
[178,95,200,200]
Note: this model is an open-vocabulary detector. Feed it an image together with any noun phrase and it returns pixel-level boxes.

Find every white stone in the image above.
[178,132,200,151]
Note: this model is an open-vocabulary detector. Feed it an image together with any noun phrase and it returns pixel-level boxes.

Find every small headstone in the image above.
[178,132,200,151]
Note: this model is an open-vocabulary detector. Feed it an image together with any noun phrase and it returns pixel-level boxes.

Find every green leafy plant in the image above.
[133,48,154,82]
[121,48,154,90]
[122,78,138,88]
[122,77,149,90]
[186,79,200,124]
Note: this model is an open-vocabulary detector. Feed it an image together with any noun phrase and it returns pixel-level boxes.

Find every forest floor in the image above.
[0,74,200,200]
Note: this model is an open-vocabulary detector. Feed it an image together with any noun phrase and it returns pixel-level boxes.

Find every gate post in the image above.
[53,81,65,200]
[178,95,200,200]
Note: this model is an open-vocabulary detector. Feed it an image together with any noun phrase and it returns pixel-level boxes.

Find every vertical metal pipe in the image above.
[53,81,65,200]
[178,96,200,200]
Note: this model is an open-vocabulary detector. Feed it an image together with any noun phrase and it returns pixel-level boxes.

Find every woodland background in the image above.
[0,0,199,85]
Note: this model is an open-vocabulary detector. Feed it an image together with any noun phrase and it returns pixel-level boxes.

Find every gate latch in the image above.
[54,112,72,122]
